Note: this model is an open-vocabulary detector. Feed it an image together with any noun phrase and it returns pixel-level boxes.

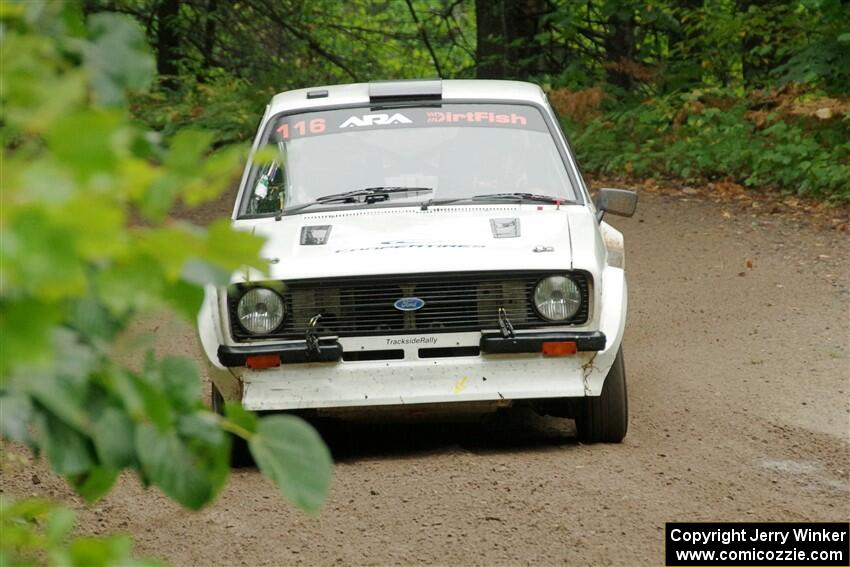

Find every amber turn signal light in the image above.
[541,341,577,356]
[246,354,281,369]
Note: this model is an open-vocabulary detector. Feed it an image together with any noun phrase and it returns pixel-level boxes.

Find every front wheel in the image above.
[211,383,253,466]
[575,347,628,443]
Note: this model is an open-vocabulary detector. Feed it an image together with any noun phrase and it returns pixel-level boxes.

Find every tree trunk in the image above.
[737,0,782,88]
[475,0,547,80]
[506,0,546,78]
[604,9,637,91]
[200,0,218,74]
[156,0,181,85]
[475,0,506,78]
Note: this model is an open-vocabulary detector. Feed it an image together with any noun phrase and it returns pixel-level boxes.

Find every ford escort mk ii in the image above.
[197,79,637,442]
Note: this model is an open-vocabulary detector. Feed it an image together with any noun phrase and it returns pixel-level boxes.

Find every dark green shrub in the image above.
[568,89,850,202]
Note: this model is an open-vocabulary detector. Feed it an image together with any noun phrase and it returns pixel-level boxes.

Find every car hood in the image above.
[235,205,585,280]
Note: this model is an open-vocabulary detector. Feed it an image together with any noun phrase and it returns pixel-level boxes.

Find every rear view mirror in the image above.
[595,188,638,221]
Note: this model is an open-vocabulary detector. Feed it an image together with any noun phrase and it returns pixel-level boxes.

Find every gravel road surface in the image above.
[3,191,848,566]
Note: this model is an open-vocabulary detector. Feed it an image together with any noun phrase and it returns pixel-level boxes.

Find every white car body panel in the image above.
[197,79,629,413]
[241,205,579,281]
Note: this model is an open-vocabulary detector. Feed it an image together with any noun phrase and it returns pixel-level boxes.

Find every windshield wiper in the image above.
[421,192,575,210]
[278,186,434,218]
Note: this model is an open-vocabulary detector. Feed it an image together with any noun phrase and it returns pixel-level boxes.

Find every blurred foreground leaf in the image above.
[82,13,155,106]
[1,10,331,567]
[250,415,333,514]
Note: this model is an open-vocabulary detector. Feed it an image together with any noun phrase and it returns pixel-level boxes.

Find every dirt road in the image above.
[3,192,848,566]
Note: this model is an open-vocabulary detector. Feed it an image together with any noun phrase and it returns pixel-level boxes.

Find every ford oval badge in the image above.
[394,297,426,311]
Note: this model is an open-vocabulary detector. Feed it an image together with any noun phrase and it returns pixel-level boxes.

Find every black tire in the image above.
[575,347,628,443]
[211,383,253,467]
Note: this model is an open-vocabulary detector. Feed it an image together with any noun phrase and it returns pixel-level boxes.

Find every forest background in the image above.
[108,0,850,201]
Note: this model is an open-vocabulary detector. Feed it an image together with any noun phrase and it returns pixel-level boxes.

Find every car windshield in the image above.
[239,103,578,217]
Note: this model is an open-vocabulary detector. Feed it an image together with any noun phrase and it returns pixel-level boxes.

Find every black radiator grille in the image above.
[228,271,590,341]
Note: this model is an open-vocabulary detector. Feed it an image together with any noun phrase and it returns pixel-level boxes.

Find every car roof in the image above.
[267,80,548,116]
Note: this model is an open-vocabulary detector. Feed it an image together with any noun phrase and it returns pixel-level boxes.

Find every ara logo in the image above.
[393,297,426,311]
[340,113,413,128]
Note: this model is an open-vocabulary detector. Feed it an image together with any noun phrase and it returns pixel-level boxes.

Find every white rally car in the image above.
[198,80,637,442]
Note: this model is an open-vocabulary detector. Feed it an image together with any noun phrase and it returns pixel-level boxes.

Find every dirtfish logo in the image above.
[340,113,413,128]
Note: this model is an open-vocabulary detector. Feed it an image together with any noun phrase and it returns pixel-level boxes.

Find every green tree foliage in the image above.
[82,0,849,199]
[482,0,849,96]
[90,0,477,143]
[479,0,848,200]
[1,3,331,563]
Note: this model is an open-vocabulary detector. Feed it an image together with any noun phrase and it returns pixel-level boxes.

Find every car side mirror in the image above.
[595,188,637,221]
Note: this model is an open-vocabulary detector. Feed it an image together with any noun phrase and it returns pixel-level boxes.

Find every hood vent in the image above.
[490,218,521,238]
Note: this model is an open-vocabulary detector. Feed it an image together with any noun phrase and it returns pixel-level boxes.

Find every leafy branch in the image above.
[1,3,332,564]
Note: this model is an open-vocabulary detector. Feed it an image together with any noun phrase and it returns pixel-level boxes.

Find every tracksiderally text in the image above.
[385,337,439,346]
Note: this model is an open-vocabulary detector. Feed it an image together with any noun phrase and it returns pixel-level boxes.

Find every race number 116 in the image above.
[276,118,326,139]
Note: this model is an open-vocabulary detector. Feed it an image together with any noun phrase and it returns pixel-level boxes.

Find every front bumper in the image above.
[218,339,342,366]
[207,325,621,412]
[479,331,606,354]
[216,331,606,367]
[238,347,600,411]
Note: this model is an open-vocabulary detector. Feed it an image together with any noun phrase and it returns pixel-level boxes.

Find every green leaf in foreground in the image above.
[45,507,75,545]
[135,424,227,510]
[67,534,139,567]
[249,415,332,514]
[223,402,258,434]
[74,467,119,504]
[39,412,95,476]
[0,393,33,445]
[159,355,201,410]
[83,13,155,106]
[161,278,205,320]
[92,408,136,469]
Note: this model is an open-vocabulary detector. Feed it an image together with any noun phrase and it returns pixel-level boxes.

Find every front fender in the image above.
[583,264,627,395]
[197,286,242,402]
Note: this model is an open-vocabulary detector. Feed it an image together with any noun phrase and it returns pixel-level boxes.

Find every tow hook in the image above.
[305,314,322,359]
[498,307,515,339]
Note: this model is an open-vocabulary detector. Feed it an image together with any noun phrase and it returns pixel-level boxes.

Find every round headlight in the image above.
[533,276,581,321]
[237,288,285,334]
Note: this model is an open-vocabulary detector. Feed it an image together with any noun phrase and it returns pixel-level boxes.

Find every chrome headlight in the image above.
[533,276,581,321]
[237,288,285,334]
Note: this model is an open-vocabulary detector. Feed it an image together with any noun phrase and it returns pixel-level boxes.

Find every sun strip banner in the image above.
[270,104,550,142]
